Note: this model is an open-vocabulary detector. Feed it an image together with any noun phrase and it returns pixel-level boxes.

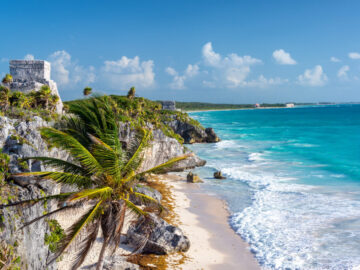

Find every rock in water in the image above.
[186,171,203,183]
[214,171,226,179]
[205,128,220,143]
[127,213,190,255]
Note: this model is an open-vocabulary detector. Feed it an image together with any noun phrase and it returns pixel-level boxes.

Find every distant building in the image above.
[286,103,295,108]
[8,60,63,113]
[161,100,176,111]
[254,103,261,108]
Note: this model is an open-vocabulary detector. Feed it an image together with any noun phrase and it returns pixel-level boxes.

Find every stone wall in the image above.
[10,60,51,82]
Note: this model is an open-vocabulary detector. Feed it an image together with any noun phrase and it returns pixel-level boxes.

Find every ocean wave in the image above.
[230,181,360,270]
[248,152,264,162]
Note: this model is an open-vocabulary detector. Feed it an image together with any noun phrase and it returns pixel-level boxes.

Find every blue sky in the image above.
[1,0,360,103]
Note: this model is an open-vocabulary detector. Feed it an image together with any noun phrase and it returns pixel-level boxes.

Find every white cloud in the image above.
[349,52,360,59]
[330,56,341,62]
[101,56,155,89]
[201,42,264,88]
[166,64,199,89]
[24,54,35,60]
[202,42,221,66]
[48,50,95,88]
[298,65,328,86]
[245,75,288,88]
[48,51,71,85]
[337,65,350,79]
[272,49,297,65]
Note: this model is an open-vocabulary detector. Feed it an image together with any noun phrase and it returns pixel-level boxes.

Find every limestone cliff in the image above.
[0,116,69,270]
[164,114,220,144]
[0,116,205,269]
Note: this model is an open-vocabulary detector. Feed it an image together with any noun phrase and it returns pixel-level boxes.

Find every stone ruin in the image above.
[9,60,63,113]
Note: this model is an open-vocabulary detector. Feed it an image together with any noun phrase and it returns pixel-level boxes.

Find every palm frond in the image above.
[14,171,93,188]
[40,127,103,176]
[0,192,74,209]
[132,192,166,214]
[20,204,75,230]
[21,156,87,175]
[89,135,124,180]
[69,187,113,202]
[123,198,147,217]
[122,128,152,175]
[140,154,192,175]
[71,220,100,270]
[111,203,126,254]
[48,199,104,265]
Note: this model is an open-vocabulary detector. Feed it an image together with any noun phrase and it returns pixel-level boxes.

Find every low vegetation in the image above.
[65,91,206,144]
[0,80,60,121]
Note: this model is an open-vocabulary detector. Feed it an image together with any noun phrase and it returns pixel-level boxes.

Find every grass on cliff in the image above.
[65,95,205,143]
[0,84,61,121]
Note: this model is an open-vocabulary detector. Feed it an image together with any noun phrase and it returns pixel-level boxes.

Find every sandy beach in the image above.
[155,173,260,270]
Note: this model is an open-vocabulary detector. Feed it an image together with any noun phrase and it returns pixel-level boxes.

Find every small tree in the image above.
[83,87,92,96]
[0,85,10,112]
[127,87,135,99]
[2,74,13,85]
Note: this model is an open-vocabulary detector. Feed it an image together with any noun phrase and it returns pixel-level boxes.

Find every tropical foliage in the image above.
[0,85,60,120]
[127,87,135,99]
[83,87,92,96]
[2,74,13,85]
[1,96,189,270]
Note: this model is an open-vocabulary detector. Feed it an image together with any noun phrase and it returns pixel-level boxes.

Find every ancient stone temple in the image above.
[9,60,63,113]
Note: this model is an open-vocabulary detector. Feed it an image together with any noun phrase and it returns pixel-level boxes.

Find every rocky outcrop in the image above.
[118,123,206,172]
[130,185,162,206]
[127,213,190,255]
[0,116,69,270]
[164,116,220,144]
[82,256,140,270]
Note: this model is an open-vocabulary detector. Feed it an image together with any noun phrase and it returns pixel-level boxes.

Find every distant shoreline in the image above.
[186,106,293,113]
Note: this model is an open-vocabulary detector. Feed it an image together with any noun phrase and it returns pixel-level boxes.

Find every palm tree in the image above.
[83,87,92,96]
[127,87,135,99]
[2,74,13,86]
[1,96,190,270]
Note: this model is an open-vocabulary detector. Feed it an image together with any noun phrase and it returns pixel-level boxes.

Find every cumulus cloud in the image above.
[349,52,360,59]
[48,50,95,88]
[337,65,350,79]
[272,49,297,65]
[330,56,341,62]
[298,65,327,86]
[165,64,199,89]
[101,56,155,89]
[201,42,269,88]
[24,54,35,60]
[202,42,221,66]
[245,75,288,88]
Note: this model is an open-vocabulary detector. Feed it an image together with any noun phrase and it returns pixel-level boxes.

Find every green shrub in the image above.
[44,219,65,253]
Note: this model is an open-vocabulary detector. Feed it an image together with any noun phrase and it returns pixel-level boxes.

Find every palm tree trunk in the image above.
[96,236,109,270]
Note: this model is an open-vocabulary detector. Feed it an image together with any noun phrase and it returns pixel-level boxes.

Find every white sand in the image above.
[55,173,260,270]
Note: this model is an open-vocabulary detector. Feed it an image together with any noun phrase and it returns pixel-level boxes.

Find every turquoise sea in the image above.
[188,104,360,270]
